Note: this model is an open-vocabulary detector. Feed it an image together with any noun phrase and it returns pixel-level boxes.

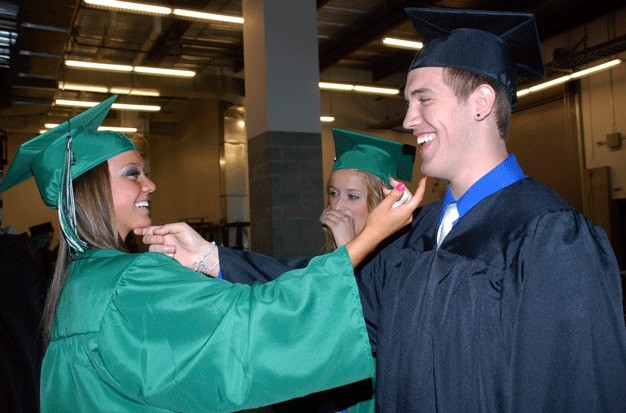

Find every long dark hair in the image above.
[42,161,127,344]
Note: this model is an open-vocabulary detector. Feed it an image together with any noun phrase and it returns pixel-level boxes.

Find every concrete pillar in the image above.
[242,0,324,257]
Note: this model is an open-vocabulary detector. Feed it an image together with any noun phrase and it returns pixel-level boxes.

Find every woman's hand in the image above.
[345,176,427,267]
[320,207,357,247]
[133,223,221,277]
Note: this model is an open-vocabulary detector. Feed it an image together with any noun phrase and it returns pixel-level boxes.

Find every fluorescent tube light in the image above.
[84,0,243,25]
[528,75,570,92]
[112,103,161,111]
[109,87,160,97]
[65,60,132,72]
[569,58,621,79]
[517,59,622,98]
[55,99,161,112]
[319,82,399,95]
[173,9,244,24]
[320,116,335,123]
[97,126,138,132]
[109,88,131,94]
[133,66,196,77]
[58,83,161,97]
[319,82,354,91]
[354,85,400,95]
[84,0,171,15]
[55,99,96,108]
[45,123,137,133]
[65,59,195,78]
[128,89,160,96]
[383,37,423,50]
[59,82,109,93]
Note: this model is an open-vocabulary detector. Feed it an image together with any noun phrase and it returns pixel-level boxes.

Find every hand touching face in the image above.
[324,169,371,236]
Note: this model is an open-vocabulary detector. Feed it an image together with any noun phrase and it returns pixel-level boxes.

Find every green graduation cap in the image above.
[0,95,136,252]
[332,128,416,188]
[405,8,546,108]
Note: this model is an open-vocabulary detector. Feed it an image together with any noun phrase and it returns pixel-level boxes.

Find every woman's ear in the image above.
[472,84,496,121]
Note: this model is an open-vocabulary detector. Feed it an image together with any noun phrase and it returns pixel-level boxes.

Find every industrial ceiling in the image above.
[1,0,624,136]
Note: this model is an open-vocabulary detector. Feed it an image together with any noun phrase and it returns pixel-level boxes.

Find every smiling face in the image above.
[107,149,156,239]
[327,169,375,235]
[403,66,476,184]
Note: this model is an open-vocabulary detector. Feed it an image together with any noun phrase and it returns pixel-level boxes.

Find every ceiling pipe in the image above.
[132,16,163,66]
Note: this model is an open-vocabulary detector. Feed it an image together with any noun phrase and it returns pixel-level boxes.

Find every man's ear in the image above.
[472,84,496,121]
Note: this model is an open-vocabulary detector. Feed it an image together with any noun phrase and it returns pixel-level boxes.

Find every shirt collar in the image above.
[438,154,526,226]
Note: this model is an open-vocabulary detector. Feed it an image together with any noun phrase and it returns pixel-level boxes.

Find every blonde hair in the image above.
[42,162,127,344]
[324,169,385,251]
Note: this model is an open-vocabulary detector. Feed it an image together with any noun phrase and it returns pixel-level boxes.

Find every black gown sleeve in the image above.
[510,210,626,412]
[218,246,311,285]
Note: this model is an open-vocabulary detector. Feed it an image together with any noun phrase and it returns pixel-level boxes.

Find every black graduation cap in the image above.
[405,8,546,107]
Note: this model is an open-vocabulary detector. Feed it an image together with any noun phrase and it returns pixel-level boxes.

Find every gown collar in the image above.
[438,153,526,227]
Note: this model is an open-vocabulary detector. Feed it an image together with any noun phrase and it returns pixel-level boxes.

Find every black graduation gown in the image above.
[358,177,626,412]
[218,177,626,412]
[0,234,48,413]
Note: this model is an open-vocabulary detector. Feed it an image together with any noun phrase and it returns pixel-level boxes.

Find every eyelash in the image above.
[328,191,361,200]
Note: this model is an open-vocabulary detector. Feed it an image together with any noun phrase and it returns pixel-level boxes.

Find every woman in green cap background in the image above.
[320,129,416,251]
[0,95,425,412]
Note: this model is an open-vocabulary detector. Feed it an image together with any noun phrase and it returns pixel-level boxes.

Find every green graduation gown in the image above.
[40,247,373,412]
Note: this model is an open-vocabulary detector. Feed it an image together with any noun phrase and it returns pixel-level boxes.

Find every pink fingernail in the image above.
[396,182,406,192]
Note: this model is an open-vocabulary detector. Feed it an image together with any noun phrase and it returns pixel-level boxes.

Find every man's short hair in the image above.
[442,68,512,139]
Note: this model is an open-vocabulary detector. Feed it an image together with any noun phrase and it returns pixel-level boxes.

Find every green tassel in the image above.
[58,121,88,254]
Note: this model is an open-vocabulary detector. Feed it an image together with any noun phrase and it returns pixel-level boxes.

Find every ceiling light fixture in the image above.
[319,82,399,95]
[65,60,132,72]
[382,37,423,50]
[110,87,160,97]
[173,9,244,24]
[65,59,195,77]
[354,85,399,95]
[45,123,138,133]
[59,82,160,96]
[319,82,354,91]
[517,58,622,98]
[320,116,335,123]
[84,0,243,24]
[133,66,195,77]
[55,99,161,112]
[59,83,109,93]
[111,102,161,111]
[84,0,171,15]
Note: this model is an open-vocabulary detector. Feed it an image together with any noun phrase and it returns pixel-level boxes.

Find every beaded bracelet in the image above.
[193,241,216,274]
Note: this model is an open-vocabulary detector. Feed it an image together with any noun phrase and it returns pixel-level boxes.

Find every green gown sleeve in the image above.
[92,247,373,412]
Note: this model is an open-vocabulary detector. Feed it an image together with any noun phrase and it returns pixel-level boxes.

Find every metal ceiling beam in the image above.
[548,34,626,70]
[318,0,411,72]
[317,0,333,9]
[142,20,193,66]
